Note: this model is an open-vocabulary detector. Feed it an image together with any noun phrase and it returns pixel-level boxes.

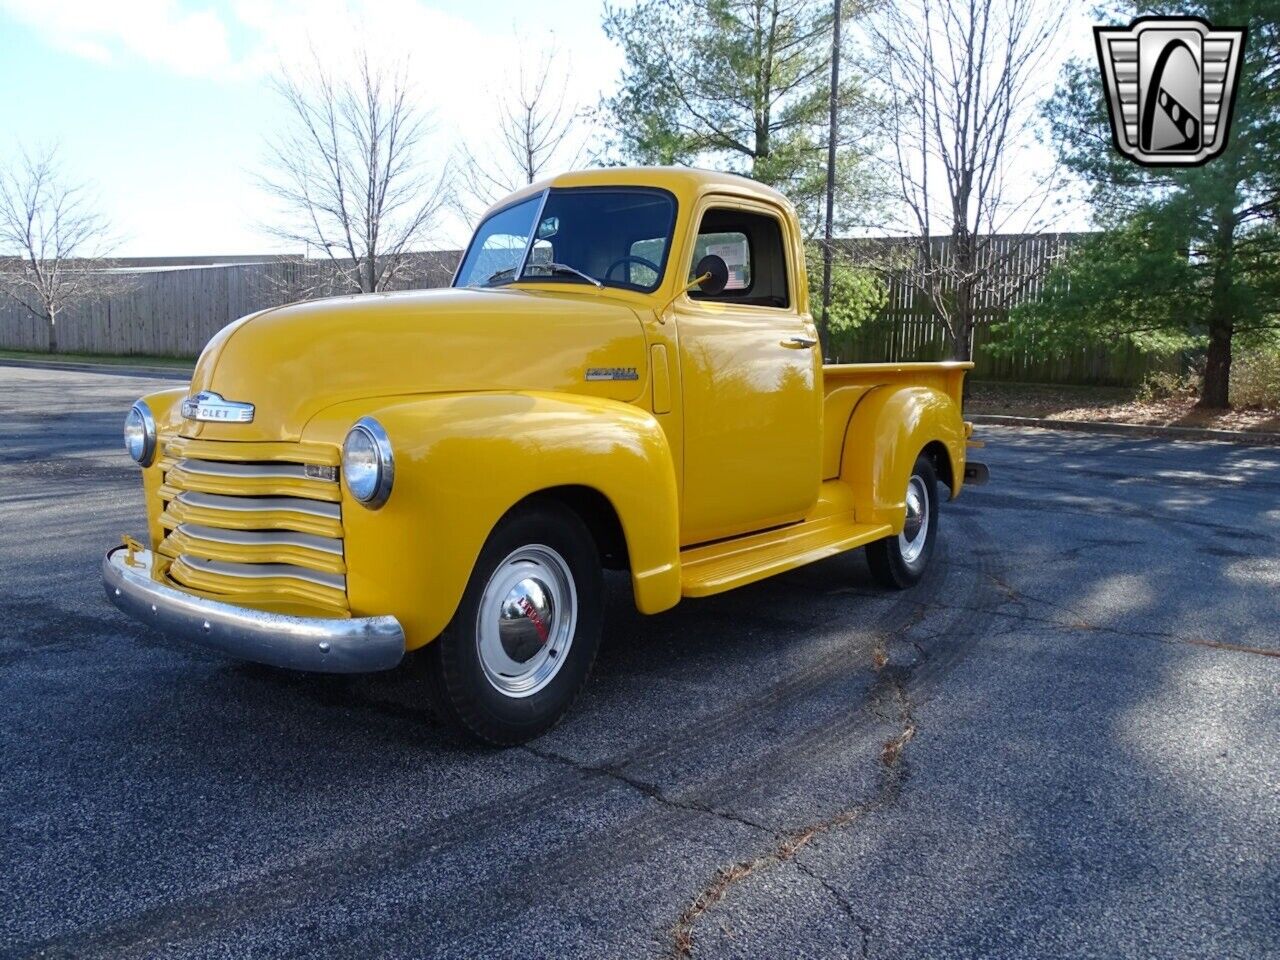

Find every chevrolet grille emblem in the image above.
[180,391,255,423]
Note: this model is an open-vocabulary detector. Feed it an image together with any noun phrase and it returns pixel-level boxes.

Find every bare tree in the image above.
[872,0,1064,360]
[261,50,450,297]
[457,45,583,220]
[0,145,118,353]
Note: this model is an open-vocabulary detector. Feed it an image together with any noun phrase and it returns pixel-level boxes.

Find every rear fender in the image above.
[838,386,966,530]
[304,392,682,649]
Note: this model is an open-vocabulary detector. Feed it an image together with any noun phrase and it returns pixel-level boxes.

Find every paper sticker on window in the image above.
[706,238,749,290]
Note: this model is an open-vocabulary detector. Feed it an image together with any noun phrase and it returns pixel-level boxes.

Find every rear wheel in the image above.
[423,501,603,745]
[866,454,939,590]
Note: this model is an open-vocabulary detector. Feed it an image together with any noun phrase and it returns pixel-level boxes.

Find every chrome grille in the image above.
[177,524,344,556]
[174,556,345,591]
[173,459,318,480]
[155,438,349,617]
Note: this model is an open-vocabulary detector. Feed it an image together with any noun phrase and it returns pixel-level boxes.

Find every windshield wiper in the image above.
[527,262,603,289]
[484,266,517,286]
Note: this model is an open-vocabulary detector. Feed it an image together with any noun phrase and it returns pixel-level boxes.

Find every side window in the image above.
[691,232,750,291]
[689,209,790,308]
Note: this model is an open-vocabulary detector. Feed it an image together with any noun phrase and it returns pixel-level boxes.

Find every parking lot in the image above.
[1,363,1277,959]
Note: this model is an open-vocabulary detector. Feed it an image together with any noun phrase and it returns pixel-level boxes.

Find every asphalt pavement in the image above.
[1,365,1277,959]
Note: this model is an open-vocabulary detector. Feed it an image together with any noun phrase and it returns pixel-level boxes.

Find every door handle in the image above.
[780,335,818,349]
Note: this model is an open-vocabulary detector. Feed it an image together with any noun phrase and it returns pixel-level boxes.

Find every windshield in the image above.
[453,187,677,293]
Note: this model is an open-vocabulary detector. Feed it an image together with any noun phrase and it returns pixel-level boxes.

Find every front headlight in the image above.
[342,417,394,508]
[124,401,157,466]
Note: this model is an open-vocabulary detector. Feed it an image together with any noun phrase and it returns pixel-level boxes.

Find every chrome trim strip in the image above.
[175,555,345,591]
[103,547,403,674]
[174,491,341,519]
[174,459,333,483]
[175,524,344,556]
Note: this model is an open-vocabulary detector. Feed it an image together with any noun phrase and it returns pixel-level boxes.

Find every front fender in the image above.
[839,386,966,529]
[303,392,682,650]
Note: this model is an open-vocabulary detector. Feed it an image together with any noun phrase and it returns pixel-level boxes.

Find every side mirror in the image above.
[692,255,729,296]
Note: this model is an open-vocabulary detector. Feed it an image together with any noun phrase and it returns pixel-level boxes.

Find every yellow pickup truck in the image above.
[105,167,986,744]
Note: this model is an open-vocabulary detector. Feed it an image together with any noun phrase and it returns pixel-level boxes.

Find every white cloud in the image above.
[226,0,617,147]
[3,0,622,245]
[0,0,235,77]
[1,0,620,112]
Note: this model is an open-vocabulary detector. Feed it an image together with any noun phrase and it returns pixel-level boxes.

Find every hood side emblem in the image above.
[585,367,639,382]
[181,391,255,423]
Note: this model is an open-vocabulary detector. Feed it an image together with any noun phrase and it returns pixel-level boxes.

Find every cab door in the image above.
[673,198,822,545]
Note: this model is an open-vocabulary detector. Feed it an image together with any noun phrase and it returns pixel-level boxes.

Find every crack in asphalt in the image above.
[1182,637,1280,659]
[790,857,873,960]
[654,540,1279,957]
[980,571,1097,631]
[836,579,1280,660]
[520,744,781,839]
[663,637,922,959]
[963,490,1278,544]
[964,597,1278,659]
[11,578,949,960]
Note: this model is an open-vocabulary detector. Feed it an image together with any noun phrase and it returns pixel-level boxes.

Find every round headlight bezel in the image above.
[124,401,157,466]
[342,416,394,508]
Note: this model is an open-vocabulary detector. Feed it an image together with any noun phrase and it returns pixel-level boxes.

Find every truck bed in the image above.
[820,361,972,480]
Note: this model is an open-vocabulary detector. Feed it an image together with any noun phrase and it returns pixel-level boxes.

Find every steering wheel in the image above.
[604,255,661,284]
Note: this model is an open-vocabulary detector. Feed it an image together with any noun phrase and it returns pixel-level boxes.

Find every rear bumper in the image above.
[103,546,405,673]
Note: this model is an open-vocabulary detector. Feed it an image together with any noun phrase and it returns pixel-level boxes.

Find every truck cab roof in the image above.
[482,166,796,221]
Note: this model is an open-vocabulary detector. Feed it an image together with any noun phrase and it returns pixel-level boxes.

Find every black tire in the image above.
[866,453,939,590]
[422,500,604,746]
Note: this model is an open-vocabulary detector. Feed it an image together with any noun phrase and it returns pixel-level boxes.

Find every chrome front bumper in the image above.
[103,546,405,673]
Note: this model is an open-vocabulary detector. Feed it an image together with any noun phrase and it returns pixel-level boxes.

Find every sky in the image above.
[0,0,1096,256]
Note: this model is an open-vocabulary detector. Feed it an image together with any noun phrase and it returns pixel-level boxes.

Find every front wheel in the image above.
[422,501,604,745]
[866,454,939,590]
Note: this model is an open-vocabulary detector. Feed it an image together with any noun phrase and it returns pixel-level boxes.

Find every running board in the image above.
[680,516,893,597]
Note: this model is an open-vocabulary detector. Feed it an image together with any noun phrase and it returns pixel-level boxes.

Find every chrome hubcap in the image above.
[477,545,576,697]
[899,475,929,565]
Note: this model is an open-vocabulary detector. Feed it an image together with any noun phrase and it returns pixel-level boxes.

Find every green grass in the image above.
[0,349,194,369]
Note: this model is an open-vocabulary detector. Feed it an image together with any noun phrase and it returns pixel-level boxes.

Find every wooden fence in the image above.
[0,253,458,357]
[828,232,1179,385]
[0,236,1179,386]
[834,313,1178,384]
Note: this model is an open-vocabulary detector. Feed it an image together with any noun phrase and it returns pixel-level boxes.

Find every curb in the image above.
[0,357,192,380]
[969,414,1280,447]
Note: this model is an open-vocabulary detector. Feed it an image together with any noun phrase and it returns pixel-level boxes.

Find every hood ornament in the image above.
[181,391,255,423]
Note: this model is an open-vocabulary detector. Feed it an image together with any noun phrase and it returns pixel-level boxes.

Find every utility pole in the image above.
[820,0,842,354]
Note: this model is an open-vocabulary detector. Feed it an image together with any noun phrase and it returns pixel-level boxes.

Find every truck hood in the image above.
[180,286,650,442]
